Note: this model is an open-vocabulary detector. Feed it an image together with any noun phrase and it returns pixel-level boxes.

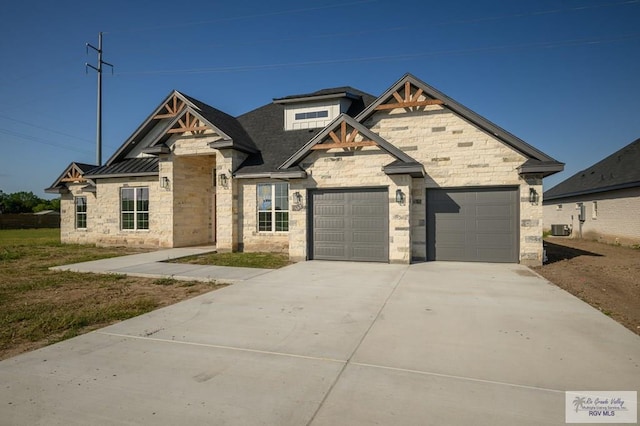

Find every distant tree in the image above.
[0,191,59,213]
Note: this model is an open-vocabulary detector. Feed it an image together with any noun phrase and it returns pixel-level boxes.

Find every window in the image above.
[257,183,288,232]
[592,201,598,219]
[556,204,563,211]
[294,110,329,120]
[75,197,87,229]
[121,187,149,230]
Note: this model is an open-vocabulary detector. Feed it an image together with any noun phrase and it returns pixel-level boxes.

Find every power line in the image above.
[0,128,93,155]
[115,33,640,77]
[103,0,377,34]
[0,113,92,143]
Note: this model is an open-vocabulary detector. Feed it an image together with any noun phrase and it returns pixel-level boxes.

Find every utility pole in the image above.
[86,32,113,166]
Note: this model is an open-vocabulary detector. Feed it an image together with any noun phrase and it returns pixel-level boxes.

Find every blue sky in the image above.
[1,0,639,198]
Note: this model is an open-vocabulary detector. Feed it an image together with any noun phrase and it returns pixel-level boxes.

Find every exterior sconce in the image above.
[395,188,405,204]
[293,191,303,205]
[218,173,228,188]
[529,188,539,204]
[160,176,170,189]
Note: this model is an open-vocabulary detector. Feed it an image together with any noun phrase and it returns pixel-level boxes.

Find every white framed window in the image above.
[556,204,563,211]
[75,196,87,229]
[592,201,598,219]
[121,187,149,230]
[257,183,289,232]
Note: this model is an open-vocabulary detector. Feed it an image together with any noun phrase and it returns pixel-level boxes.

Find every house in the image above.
[543,138,640,246]
[46,73,563,266]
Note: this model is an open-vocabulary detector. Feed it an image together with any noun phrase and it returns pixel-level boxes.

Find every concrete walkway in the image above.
[2,261,639,425]
[50,246,272,282]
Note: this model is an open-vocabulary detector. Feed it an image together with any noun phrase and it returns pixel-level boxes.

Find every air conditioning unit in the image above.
[550,224,571,236]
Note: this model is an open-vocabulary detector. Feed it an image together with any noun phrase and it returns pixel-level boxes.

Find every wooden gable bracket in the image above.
[167,110,209,135]
[154,93,186,119]
[310,121,378,151]
[60,167,86,183]
[375,81,444,110]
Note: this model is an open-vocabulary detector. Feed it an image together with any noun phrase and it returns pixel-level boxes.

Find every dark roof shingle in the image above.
[544,138,640,200]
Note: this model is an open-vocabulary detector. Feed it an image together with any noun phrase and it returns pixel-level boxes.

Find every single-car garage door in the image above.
[427,187,518,262]
[310,188,389,262]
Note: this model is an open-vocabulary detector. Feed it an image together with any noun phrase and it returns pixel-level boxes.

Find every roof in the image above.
[235,88,376,176]
[45,162,98,194]
[357,73,564,177]
[84,157,159,179]
[544,138,640,200]
[273,86,369,104]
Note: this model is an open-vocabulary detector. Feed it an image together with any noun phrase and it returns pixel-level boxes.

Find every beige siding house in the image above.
[47,73,563,266]
[543,138,640,246]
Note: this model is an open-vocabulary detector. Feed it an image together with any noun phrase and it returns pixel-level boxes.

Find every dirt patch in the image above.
[533,237,640,335]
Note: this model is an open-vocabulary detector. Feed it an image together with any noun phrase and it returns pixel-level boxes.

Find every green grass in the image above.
[171,251,292,269]
[0,228,227,360]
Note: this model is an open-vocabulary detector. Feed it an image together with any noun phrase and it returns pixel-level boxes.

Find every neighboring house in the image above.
[46,73,563,266]
[543,138,640,246]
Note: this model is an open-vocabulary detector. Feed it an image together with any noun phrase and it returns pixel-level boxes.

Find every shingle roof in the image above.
[544,138,640,200]
[273,86,371,102]
[235,89,376,175]
[84,157,159,178]
[181,93,258,154]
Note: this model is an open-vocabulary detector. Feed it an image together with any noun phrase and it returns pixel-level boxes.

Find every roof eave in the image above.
[544,180,640,201]
[234,171,308,180]
[518,161,565,177]
[209,139,258,154]
[383,164,426,178]
[44,186,68,194]
[273,92,360,104]
[84,171,159,179]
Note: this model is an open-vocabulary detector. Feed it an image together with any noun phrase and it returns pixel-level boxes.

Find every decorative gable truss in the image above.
[152,93,209,136]
[374,80,443,111]
[280,115,424,177]
[310,120,377,152]
[45,162,97,194]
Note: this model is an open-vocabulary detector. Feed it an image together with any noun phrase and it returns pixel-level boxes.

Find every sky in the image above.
[0,0,639,198]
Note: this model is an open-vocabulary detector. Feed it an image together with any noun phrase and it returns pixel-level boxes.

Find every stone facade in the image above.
[543,187,640,246]
[54,77,556,266]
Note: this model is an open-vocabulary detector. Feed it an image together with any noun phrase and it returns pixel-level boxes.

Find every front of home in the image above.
[47,73,563,266]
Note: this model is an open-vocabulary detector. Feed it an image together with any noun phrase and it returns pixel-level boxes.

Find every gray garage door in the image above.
[427,188,518,262]
[310,188,389,262]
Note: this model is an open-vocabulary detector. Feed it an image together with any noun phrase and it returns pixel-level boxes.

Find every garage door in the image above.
[427,188,518,262]
[310,188,389,262]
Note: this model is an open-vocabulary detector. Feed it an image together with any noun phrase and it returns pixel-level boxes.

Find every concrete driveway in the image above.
[1,261,638,425]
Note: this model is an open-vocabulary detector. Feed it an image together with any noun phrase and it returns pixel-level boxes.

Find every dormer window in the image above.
[274,88,363,131]
[295,110,329,120]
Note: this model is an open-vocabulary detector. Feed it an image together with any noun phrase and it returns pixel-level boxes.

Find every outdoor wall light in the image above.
[293,191,303,204]
[218,173,228,188]
[529,188,539,204]
[395,188,405,204]
[160,176,170,189]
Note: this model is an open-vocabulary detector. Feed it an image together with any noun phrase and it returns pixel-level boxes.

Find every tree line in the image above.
[0,190,60,214]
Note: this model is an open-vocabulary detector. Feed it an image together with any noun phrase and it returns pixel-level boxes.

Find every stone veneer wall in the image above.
[364,106,543,265]
[61,176,163,247]
[171,155,216,247]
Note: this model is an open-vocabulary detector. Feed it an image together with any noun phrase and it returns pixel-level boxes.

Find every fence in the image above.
[0,214,60,229]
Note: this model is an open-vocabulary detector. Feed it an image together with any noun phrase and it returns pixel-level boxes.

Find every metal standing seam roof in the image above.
[84,157,159,178]
[544,138,640,200]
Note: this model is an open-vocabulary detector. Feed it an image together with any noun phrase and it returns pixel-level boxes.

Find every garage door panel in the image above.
[427,188,518,262]
[310,188,389,262]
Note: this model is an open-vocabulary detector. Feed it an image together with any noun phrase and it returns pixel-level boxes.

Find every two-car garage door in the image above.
[426,187,518,263]
[308,186,518,263]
